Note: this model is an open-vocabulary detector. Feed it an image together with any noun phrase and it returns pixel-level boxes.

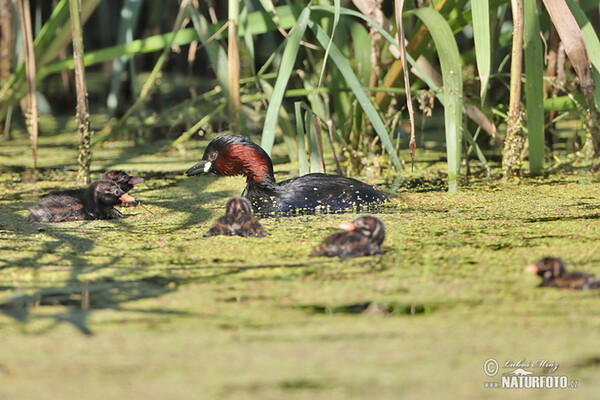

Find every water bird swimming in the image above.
[51,170,143,207]
[185,134,388,216]
[28,180,136,222]
[525,257,600,290]
[310,216,385,258]
[204,197,268,238]
[101,170,144,194]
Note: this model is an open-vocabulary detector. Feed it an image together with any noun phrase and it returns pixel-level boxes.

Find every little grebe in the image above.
[101,170,144,193]
[186,134,387,216]
[101,170,143,206]
[51,170,143,207]
[525,257,600,290]
[28,180,136,222]
[310,216,385,258]
[204,197,268,238]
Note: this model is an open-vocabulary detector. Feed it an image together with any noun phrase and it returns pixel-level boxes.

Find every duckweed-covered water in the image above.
[1,125,600,399]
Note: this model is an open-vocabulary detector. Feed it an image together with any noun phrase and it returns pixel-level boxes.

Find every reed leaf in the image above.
[294,101,326,174]
[294,102,311,175]
[566,0,600,109]
[408,8,463,192]
[543,94,585,111]
[314,4,482,171]
[258,79,298,159]
[38,0,101,67]
[542,0,594,108]
[523,0,544,175]
[96,0,191,142]
[317,0,340,88]
[260,5,311,155]
[307,110,321,173]
[346,18,371,86]
[34,4,303,80]
[0,0,100,119]
[171,102,227,148]
[34,0,69,62]
[465,128,490,172]
[187,4,230,97]
[300,51,327,120]
[239,3,256,77]
[309,21,403,171]
[471,0,491,102]
[107,0,143,118]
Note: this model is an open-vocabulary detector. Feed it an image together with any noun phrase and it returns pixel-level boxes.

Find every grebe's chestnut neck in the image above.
[186,134,275,187]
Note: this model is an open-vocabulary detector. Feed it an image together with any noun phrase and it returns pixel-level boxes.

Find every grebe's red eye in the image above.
[209,152,218,161]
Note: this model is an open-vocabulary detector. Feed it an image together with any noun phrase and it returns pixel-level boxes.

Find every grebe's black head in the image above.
[339,216,385,245]
[225,197,253,215]
[525,257,566,279]
[185,134,275,185]
[93,180,137,206]
[101,170,143,192]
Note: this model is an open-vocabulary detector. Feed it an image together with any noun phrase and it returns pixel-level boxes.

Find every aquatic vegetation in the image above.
[1,130,600,398]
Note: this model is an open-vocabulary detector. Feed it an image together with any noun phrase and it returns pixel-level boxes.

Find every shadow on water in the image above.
[298,301,427,316]
[9,164,224,234]
[135,172,234,231]
[0,153,403,335]
[525,213,600,223]
[0,276,184,336]
[0,213,95,272]
[296,298,489,317]
[0,210,190,335]
[101,140,174,171]
[395,176,447,193]
[0,207,328,335]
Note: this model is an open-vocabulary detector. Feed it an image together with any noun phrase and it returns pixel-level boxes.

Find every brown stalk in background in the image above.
[394,0,416,168]
[502,0,525,179]
[0,0,12,86]
[352,0,400,88]
[54,0,75,108]
[17,0,39,171]
[369,0,447,109]
[187,0,200,99]
[542,0,599,160]
[228,0,241,131]
[0,0,13,140]
[544,25,560,149]
[70,0,93,184]
[357,0,501,153]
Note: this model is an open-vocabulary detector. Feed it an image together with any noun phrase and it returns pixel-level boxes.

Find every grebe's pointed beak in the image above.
[129,176,144,185]
[186,160,211,176]
[525,263,539,274]
[119,193,138,206]
[339,221,356,232]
